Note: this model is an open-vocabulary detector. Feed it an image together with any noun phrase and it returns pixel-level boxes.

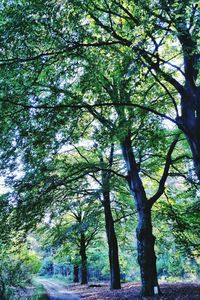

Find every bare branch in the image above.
[114,211,137,223]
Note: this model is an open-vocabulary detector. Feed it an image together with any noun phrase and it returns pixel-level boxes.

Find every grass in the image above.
[30,278,49,299]
[12,279,49,300]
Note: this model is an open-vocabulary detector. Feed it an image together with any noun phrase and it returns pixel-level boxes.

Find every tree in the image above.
[100,145,121,289]
[75,142,123,289]
[76,52,182,296]
[37,193,102,284]
[4,133,126,289]
[58,141,136,289]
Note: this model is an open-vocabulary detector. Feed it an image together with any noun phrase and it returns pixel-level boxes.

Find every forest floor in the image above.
[36,278,200,300]
[35,278,80,299]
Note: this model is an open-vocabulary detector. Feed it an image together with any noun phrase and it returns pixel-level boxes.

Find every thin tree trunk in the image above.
[73,264,79,283]
[100,145,121,289]
[103,191,121,290]
[121,133,160,297]
[80,232,88,284]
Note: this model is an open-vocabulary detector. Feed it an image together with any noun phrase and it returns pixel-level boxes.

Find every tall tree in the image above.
[100,145,121,289]
[77,53,182,296]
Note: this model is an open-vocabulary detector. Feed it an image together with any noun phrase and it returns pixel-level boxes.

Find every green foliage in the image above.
[0,243,41,299]
[39,258,54,276]
[153,185,200,280]
[0,0,199,290]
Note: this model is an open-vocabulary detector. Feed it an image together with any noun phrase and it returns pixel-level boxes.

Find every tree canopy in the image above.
[0,0,199,299]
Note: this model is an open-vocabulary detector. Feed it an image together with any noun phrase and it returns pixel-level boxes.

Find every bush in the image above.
[0,244,41,299]
[0,254,30,298]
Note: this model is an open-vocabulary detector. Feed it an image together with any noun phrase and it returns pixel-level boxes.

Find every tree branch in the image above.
[2,98,179,126]
[0,41,122,66]
[149,136,180,206]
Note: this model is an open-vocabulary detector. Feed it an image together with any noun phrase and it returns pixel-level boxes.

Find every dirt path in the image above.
[36,278,81,300]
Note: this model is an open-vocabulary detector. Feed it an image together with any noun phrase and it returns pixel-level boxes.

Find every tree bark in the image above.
[0,291,5,300]
[0,293,6,300]
[0,279,6,300]
[121,133,160,297]
[137,206,159,297]
[177,87,200,181]
[103,190,121,290]
[100,145,121,290]
[73,264,79,283]
[80,232,88,284]
[170,18,200,181]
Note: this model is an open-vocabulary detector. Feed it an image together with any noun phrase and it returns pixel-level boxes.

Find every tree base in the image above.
[110,286,121,290]
[142,297,160,300]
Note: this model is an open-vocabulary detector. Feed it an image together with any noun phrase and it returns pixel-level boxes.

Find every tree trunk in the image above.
[121,133,160,297]
[0,293,6,300]
[103,191,121,289]
[0,280,6,300]
[73,264,79,283]
[177,87,200,181]
[137,207,159,297]
[80,232,88,284]
[172,21,200,181]
[186,131,200,181]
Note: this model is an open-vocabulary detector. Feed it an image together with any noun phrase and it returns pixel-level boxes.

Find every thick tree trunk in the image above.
[137,207,159,297]
[177,87,200,180]
[0,291,5,300]
[0,293,6,300]
[73,264,79,283]
[174,22,200,181]
[121,133,160,298]
[103,191,121,290]
[186,133,200,180]
[0,280,6,300]
[80,232,88,284]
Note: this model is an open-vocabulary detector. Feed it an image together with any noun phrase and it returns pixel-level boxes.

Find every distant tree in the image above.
[38,194,102,284]
[73,143,124,289]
